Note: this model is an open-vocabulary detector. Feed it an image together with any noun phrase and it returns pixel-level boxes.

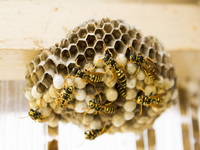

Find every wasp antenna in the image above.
[82,108,91,115]
[78,139,86,147]
[126,44,132,51]
[19,116,29,119]
[88,94,95,99]
[138,87,145,93]
[75,58,81,67]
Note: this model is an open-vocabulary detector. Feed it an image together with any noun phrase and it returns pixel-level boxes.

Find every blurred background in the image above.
[0,0,200,150]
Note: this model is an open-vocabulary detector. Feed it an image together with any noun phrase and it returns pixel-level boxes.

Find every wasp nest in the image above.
[25,18,177,138]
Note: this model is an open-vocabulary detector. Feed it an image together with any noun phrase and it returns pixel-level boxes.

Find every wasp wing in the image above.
[140,61,160,80]
[149,93,166,99]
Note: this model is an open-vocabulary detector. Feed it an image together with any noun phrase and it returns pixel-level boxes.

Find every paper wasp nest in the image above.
[25,18,177,136]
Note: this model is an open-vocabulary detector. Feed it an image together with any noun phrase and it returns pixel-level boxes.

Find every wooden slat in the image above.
[0,1,200,80]
[182,124,191,150]
[178,87,188,116]
[48,139,58,150]
[136,134,145,150]
[148,128,156,150]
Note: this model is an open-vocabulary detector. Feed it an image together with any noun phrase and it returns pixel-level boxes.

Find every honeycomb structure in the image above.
[25,18,177,135]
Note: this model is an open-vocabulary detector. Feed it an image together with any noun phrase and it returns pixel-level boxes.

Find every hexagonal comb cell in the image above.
[76,54,86,67]
[85,48,95,61]
[121,34,131,45]
[54,47,62,58]
[163,54,170,64]
[67,63,76,73]
[34,56,41,66]
[43,59,56,73]
[139,44,148,55]
[87,23,96,33]
[31,73,39,84]
[40,50,52,61]
[86,34,97,47]
[95,29,105,39]
[77,40,87,53]
[42,73,53,88]
[112,29,122,39]
[111,20,120,28]
[114,40,126,53]
[136,32,142,40]
[148,48,156,59]
[156,52,162,63]
[78,28,88,38]
[94,40,104,53]
[128,28,138,38]
[61,49,71,62]
[131,39,141,51]
[69,33,78,44]
[69,45,78,57]
[57,64,68,77]
[119,24,128,33]
[103,23,113,33]
[35,66,45,80]
[167,67,175,79]
[161,65,168,78]
[28,62,35,73]
[99,18,111,28]
[26,75,34,87]
[60,38,70,48]
[36,82,46,93]
[103,34,114,46]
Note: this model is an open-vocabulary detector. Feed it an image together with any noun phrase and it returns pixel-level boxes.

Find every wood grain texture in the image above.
[0,1,200,80]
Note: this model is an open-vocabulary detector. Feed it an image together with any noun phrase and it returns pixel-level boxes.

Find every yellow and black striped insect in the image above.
[128,46,160,81]
[84,94,116,115]
[115,83,127,98]
[84,124,112,140]
[100,44,127,88]
[28,109,47,122]
[88,99,116,114]
[71,60,104,84]
[133,89,165,115]
[55,79,78,109]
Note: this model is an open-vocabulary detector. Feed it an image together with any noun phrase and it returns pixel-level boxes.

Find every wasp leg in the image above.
[139,104,143,115]
[131,65,140,79]
[73,90,79,96]
[128,60,137,64]
[84,63,96,71]
[104,102,113,106]
[108,73,115,84]
[82,108,95,115]
[147,57,156,62]
[64,74,76,80]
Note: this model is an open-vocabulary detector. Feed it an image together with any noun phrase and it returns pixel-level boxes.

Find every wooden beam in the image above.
[0,1,200,80]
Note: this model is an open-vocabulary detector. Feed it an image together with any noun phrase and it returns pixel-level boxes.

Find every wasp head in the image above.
[103,54,111,63]
[84,130,97,140]
[65,86,73,94]
[28,109,41,120]
[89,100,96,109]
[137,54,144,62]
[136,97,144,104]
[130,52,136,61]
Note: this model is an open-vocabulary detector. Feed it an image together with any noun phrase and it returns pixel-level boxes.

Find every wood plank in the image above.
[136,134,145,150]
[148,128,156,150]
[182,124,191,150]
[0,1,200,80]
